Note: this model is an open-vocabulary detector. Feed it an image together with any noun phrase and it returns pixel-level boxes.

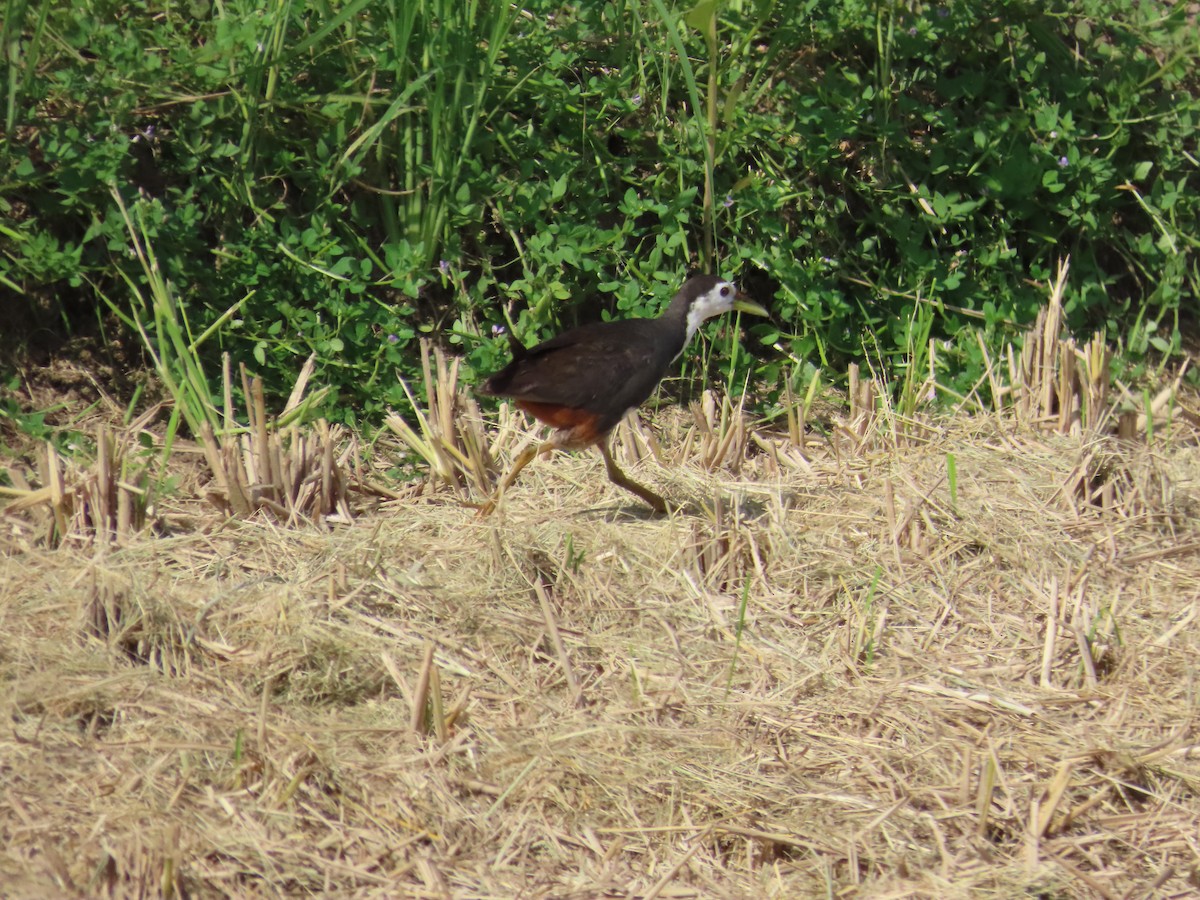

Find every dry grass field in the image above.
[3,274,1200,898]
[3,387,1200,898]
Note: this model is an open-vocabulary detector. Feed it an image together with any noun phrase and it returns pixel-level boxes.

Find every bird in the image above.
[474,274,768,515]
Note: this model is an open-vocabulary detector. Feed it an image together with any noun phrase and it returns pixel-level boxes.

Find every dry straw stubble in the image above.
[3,267,1200,896]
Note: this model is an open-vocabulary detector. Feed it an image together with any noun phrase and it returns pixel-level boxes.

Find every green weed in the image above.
[1,0,1196,422]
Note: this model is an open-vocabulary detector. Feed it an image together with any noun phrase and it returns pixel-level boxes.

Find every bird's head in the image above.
[678,274,769,341]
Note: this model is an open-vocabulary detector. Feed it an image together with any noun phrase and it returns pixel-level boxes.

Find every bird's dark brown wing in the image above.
[481,318,682,431]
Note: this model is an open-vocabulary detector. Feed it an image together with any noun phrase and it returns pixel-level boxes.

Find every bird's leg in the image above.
[474,441,558,517]
[599,442,668,514]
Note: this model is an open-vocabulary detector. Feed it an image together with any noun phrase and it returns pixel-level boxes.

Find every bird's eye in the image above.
[720,286,731,297]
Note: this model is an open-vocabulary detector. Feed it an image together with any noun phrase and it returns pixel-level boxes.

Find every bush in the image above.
[2,0,1196,424]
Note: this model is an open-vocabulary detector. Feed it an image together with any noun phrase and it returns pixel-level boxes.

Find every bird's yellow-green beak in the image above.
[733,293,769,317]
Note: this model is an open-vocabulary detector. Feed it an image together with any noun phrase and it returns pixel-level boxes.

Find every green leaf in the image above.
[685,0,718,36]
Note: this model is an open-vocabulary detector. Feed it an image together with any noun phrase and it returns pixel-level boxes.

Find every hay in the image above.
[3,403,1199,898]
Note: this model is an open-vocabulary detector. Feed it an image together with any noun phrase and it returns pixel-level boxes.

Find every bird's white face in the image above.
[684,280,739,342]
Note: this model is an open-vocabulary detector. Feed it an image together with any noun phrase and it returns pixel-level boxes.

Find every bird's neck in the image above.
[650,296,691,362]
[684,302,711,345]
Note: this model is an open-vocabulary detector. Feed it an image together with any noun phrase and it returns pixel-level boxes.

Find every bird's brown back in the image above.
[480,316,685,437]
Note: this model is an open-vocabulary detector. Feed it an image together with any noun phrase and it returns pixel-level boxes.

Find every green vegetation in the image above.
[2,0,1197,427]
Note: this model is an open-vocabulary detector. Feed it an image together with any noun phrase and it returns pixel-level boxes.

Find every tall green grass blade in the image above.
[946,451,958,512]
[109,188,220,438]
[650,0,715,271]
[3,0,50,135]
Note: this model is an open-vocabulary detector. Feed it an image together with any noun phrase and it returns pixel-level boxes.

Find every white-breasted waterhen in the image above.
[475,274,768,515]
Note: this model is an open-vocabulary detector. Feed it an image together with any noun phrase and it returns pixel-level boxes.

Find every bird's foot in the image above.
[463,496,499,518]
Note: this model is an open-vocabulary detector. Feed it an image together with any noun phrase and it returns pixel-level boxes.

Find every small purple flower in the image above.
[1058,156,1069,168]
[492,324,507,337]
[723,193,734,208]
[631,94,642,107]
[1049,130,1057,139]
[908,26,918,36]
[438,259,451,275]
[387,333,399,344]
